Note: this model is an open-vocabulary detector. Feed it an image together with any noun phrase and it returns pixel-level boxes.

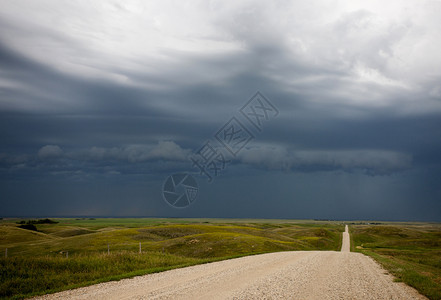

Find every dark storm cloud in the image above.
[0,0,440,219]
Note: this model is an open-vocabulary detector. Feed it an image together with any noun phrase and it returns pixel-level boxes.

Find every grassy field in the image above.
[350,223,441,300]
[0,218,344,299]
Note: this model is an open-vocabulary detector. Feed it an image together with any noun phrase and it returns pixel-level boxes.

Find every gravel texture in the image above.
[32,226,426,300]
[341,225,350,252]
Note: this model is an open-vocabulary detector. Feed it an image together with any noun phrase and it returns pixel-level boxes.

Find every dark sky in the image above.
[1,1,440,220]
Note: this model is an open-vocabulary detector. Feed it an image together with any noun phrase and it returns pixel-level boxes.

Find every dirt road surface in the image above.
[341,224,350,252]
[33,226,426,300]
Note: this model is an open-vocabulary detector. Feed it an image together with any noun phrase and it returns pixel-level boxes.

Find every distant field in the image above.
[0,218,343,299]
[350,223,441,300]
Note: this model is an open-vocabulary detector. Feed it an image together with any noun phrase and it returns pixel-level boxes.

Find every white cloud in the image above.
[147,140,191,161]
[80,141,191,163]
[38,145,63,158]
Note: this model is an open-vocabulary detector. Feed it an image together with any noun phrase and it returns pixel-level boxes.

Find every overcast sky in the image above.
[1,0,440,220]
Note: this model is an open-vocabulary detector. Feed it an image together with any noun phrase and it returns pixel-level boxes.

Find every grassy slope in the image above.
[350,224,441,300]
[0,218,343,299]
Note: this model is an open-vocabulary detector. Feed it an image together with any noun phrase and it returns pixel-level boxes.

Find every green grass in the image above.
[0,251,201,299]
[350,224,441,300]
[0,218,344,299]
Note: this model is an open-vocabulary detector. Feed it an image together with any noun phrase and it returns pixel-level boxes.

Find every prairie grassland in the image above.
[350,223,441,300]
[0,218,343,299]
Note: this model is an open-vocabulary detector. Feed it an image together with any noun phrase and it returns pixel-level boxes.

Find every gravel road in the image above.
[341,224,350,252]
[33,226,426,300]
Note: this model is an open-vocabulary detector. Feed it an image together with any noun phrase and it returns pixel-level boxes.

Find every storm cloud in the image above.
[1,0,440,220]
